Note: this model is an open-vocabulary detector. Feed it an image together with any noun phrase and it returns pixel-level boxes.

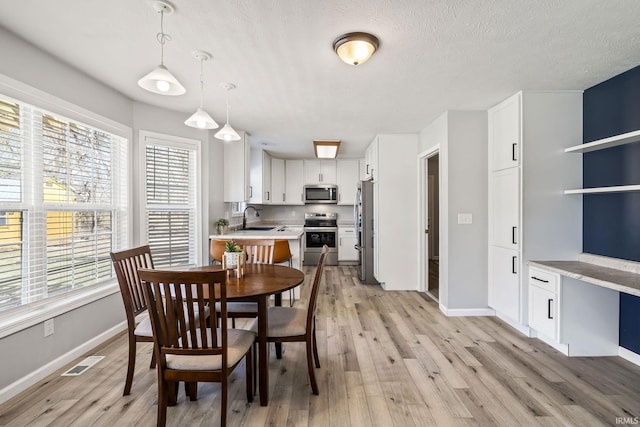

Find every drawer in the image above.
[528,267,558,293]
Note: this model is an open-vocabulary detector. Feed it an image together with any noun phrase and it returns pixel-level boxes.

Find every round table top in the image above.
[186,263,305,299]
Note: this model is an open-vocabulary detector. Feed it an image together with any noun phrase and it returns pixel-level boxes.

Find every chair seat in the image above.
[216,301,258,314]
[247,306,307,338]
[133,317,153,337]
[167,328,256,371]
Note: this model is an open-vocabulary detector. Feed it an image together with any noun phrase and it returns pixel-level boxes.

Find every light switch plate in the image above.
[44,318,54,337]
[458,213,473,225]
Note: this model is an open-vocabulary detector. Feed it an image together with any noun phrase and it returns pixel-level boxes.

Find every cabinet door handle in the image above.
[512,226,517,245]
[249,186,253,198]
[532,276,549,283]
[366,164,370,174]
[266,191,270,201]
[547,299,554,319]
[283,193,286,202]
[320,173,323,182]
[512,143,517,161]
[511,256,517,274]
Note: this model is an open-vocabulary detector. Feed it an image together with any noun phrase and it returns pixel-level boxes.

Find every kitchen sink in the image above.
[243,226,275,231]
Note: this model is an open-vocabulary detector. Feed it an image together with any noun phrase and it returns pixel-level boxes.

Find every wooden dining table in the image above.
[183,263,305,406]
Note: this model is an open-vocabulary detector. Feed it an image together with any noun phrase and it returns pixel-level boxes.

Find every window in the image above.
[0,94,128,313]
[141,132,200,268]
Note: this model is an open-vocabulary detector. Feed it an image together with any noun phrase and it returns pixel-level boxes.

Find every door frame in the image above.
[418,145,439,295]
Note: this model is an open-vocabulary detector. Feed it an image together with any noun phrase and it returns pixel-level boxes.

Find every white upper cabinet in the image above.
[364,137,379,181]
[248,148,271,204]
[304,160,337,184]
[336,159,359,205]
[223,132,250,202]
[489,93,521,171]
[285,160,305,205]
[271,158,285,204]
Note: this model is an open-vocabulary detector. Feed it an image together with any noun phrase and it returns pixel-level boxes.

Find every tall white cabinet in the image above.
[488,91,583,327]
[367,134,418,290]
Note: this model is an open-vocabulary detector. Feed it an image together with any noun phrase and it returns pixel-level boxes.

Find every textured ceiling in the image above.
[1,0,639,158]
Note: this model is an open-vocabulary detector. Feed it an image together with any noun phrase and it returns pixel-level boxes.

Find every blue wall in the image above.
[583,64,640,354]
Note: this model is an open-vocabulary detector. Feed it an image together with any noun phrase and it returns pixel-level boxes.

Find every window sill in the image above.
[0,280,120,340]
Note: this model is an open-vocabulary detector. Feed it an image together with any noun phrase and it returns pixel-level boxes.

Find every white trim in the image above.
[0,320,127,405]
[0,282,119,339]
[439,305,495,317]
[531,330,569,355]
[417,145,440,295]
[619,346,640,367]
[495,311,532,336]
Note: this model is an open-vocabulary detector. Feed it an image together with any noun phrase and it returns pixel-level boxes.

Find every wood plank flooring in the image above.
[1,265,640,426]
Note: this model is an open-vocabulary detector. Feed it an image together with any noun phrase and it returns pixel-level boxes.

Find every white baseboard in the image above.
[619,346,640,367]
[495,311,531,337]
[439,306,495,317]
[0,321,127,405]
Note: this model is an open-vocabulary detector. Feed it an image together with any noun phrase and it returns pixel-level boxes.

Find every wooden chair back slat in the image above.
[110,245,155,321]
[306,245,328,333]
[236,238,276,264]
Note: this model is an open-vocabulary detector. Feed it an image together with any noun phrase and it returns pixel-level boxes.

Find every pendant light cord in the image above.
[156,9,172,66]
[199,59,205,109]
[225,90,230,124]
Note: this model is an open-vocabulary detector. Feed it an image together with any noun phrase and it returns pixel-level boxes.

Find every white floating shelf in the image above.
[564,129,640,153]
[564,185,640,195]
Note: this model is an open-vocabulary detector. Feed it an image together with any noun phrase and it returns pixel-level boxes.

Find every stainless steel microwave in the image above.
[304,185,338,204]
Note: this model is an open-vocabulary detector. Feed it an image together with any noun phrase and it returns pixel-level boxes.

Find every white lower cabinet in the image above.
[489,246,520,321]
[528,267,558,340]
[338,227,358,261]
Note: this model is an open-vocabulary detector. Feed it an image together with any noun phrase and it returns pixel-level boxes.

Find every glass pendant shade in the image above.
[185,107,218,129]
[333,32,379,66]
[215,123,241,142]
[138,64,186,95]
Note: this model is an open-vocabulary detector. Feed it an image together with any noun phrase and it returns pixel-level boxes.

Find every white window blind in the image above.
[143,137,198,267]
[0,94,128,313]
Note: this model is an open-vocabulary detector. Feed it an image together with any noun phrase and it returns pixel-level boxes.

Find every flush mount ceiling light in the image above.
[184,50,219,129]
[215,83,241,142]
[333,32,379,66]
[313,140,341,158]
[137,0,186,96]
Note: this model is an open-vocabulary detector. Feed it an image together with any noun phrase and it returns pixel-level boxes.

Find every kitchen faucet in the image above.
[242,205,260,229]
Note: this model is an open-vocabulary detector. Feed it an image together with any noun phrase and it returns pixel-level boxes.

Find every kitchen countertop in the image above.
[210,225,303,240]
[528,253,640,298]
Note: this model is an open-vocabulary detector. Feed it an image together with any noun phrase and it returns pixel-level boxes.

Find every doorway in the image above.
[419,148,440,302]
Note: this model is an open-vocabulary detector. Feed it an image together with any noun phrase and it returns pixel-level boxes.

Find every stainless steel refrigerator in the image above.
[354,180,377,285]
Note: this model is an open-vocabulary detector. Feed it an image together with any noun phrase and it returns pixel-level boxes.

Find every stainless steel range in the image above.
[303,212,338,266]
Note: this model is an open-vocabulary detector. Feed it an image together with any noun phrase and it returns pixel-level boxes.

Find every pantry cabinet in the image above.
[487,91,582,328]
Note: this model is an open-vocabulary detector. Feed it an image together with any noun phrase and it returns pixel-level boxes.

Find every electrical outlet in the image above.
[44,318,54,337]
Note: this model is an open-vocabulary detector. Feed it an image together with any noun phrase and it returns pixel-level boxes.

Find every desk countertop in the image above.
[529,254,640,298]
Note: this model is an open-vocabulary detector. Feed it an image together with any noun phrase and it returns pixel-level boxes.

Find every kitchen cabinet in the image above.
[223,131,250,202]
[336,159,359,205]
[359,158,367,181]
[249,148,271,204]
[368,134,418,290]
[304,160,337,184]
[338,227,358,262]
[487,91,582,328]
[528,267,558,340]
[364,138,378,181]
[271,158,285,204]
[285,160,304,205]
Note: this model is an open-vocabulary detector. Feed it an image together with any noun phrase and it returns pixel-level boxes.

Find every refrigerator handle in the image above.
[353,187,360,228]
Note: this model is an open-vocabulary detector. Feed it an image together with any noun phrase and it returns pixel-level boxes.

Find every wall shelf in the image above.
[564,184,640,195]
[564,129,640,153]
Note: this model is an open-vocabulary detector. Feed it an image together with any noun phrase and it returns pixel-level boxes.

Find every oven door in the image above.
[304,227,337,252]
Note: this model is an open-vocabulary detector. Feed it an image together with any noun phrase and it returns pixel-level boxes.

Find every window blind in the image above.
[0,94,128,312]
[144,141,198,268]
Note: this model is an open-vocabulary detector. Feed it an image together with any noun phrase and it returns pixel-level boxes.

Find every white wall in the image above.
[419,111,489,313]
[0,26,225,400]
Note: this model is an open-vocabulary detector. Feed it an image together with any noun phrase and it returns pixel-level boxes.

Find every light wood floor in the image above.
[2,265,640,426]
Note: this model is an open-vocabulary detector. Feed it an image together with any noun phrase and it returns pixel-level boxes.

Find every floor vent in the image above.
[61,355,105,376]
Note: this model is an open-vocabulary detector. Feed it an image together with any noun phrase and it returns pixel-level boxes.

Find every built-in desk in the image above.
[527,253,640,358]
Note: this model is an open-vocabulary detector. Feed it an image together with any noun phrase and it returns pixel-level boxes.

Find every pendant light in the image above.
[184,51,218,129]
[215,83,241,142]
[137,0,186,96]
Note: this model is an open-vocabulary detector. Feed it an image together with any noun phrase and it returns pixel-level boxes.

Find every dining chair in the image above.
[209,238,226,265]
[219,239,276,328]
[110,245,156,396]
[246,244,328,395]
[273,239,295,307]
[138,268,255,427]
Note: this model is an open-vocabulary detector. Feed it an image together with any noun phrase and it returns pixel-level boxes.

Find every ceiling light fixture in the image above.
[215,83,241,142]
[184,50,218,129]
[313,140,341,159]
[333,32,379,66]
[137,0,186,96]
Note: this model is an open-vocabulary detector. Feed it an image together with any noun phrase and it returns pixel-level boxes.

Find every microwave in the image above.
[304,185,338,204]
